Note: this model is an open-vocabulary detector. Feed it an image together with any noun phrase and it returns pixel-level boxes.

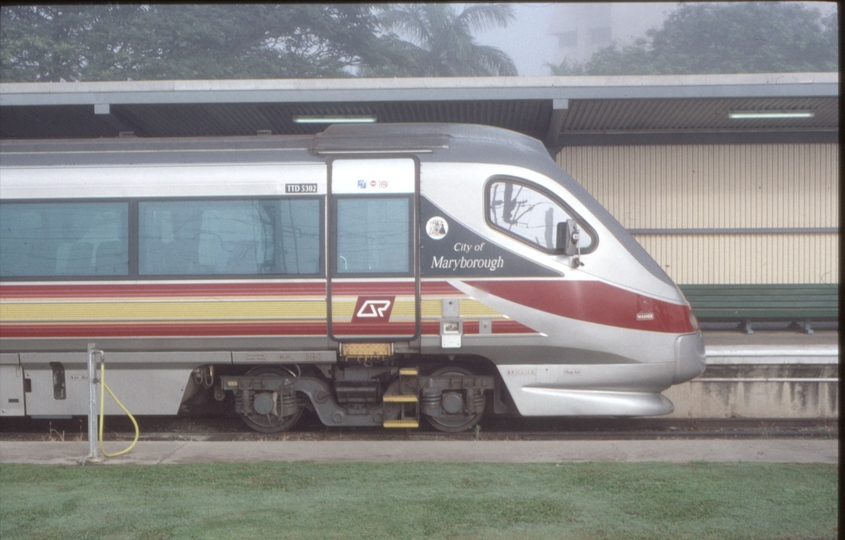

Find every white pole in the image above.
[84,343,103,463]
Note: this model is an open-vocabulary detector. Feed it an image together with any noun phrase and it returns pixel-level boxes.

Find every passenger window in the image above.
[0,202,128,277]
[139,199,320,276]
[336,197,410,274]
[487,178,594,252]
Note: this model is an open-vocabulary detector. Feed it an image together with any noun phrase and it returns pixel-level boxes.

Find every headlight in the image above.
[689,310,700,331]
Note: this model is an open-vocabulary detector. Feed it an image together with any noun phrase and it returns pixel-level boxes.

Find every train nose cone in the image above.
[673,332,707,384]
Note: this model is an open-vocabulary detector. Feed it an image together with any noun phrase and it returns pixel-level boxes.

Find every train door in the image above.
[327,158,420,346]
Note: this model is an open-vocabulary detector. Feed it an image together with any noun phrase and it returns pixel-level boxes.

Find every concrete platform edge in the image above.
[0,439,838,465]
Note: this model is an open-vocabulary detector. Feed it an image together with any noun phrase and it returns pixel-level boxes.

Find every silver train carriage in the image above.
[0,124,706,432]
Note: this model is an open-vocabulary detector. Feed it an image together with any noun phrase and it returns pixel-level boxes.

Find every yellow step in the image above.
[384,419,419,428]
[399,367,418,376]
[383,394,418,403]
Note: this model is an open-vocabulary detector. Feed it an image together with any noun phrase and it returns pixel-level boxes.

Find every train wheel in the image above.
[238,366,303,433]
[424,366,485,433]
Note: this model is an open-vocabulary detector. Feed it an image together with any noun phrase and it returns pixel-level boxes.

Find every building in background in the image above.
[549,3,677,66]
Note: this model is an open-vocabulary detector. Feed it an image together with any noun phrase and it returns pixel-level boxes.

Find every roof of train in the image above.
[0,123,556,172]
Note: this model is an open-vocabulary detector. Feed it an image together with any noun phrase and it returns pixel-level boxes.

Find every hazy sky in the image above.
[473,3,673,76]
[472,2,837,77]
[478,3,561,77]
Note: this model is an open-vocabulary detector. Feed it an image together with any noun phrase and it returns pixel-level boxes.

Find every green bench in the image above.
[678,284,839,334]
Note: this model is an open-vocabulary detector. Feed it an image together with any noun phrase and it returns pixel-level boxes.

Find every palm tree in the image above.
[365,4,517,77]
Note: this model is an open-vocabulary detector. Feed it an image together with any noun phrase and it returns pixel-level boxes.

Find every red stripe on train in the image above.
[0,282,327,299]
[1,280,690,334]
[331,282,415,295]
[420,281,463,295]
[463,280,694,334]
[1,280,463,299]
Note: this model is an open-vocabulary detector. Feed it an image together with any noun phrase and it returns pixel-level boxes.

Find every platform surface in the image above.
[702,328,837,347]
[0,439,837,466]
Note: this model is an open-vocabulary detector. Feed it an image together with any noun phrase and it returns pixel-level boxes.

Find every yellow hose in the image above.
[98,362,140,457]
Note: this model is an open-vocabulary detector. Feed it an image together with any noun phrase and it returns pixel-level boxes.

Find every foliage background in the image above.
[0,4,517,82]
[548,2,838,75]
[1,3,837,82]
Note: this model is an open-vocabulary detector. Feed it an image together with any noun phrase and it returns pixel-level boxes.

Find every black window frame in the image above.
[0,196,325,281]
[0,199,132,281]
[484,176,598,255]
[330,193,415,278]
[137,196,324,279]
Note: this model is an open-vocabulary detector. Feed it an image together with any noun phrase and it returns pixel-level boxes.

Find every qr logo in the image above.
[351,296,395,323]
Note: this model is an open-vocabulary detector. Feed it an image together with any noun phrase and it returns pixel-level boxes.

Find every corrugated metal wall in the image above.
[558,144,839,284]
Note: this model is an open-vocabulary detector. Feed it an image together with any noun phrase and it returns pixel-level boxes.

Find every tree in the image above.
[362,4,518,77]
[548,2,838,76]
[0,5,390,81]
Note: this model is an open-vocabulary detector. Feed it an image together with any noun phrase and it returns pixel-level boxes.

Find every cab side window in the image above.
[487,178,594,252]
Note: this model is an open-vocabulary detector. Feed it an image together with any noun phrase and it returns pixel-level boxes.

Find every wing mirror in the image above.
[556,219,580,256]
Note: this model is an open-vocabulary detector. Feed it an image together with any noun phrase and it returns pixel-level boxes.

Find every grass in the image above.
[0,462,837,539]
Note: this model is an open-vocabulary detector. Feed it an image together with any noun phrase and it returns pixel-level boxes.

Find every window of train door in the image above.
[328,158,420,343]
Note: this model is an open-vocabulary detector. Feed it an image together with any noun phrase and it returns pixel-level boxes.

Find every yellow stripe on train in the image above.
[1,297,502,322]
[0,300,326,322]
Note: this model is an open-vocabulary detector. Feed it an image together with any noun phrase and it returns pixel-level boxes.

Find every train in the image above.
[0,123,706,432]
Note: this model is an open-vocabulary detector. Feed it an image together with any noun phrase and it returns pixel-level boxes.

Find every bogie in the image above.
[421,366,487,433]
[236,366,304,433]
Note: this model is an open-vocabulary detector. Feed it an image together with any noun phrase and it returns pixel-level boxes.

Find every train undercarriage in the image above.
[189,358,501,433]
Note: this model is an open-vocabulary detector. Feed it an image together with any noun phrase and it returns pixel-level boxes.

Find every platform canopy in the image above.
[0,73,837,149]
